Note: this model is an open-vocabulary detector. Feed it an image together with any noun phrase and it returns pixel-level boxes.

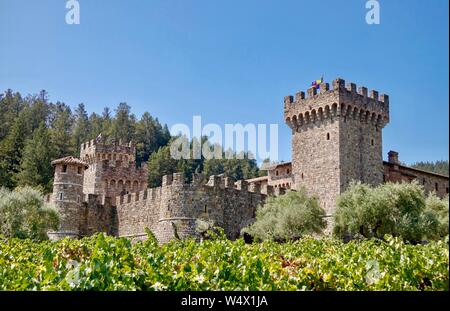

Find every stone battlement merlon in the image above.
[284,78,390,130]
[80,137,136,164]
[114,173,270,207]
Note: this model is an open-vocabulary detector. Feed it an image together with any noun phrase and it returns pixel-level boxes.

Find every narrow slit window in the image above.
[326,133,330,140]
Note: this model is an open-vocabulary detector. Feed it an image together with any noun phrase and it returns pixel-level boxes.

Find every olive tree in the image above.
[242,189,326,242]
[0,186,59,240]
[333,181,443,242]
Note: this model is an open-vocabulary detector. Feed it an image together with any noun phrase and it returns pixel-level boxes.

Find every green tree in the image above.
[411,160,449,176]
[242,189,326,242]
[50,103,74,158]
[425,193,449,238]
[0,186,59,240]
[71,103,91,154]
[0,89,24,140]
[333,181,440,242]
[0,110,31,189]
[135,112,170,165]
[147,145,179,187]
[15,123,55,192]
[111,102,135,143]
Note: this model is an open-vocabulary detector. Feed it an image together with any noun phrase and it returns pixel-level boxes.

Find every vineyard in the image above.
[0,232,448,291]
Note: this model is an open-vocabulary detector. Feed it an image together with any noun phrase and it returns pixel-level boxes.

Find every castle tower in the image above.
[80,136,148,205]
[47,156,88,240]
[284,78,390,218]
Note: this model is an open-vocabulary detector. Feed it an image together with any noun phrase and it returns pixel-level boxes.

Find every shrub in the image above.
[333,181,442,242]
[0,186,59,240]
[425,193,449,238]
[242,189,326,242]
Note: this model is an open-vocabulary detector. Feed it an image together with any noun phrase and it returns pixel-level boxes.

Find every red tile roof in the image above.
[51,156,89,168]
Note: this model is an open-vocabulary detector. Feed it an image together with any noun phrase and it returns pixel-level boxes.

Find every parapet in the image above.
[284,77,390,130]
[80,136,137,164]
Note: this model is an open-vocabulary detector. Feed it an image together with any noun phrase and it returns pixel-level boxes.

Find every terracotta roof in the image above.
[264,161,292,171]
[51,156,89,168]
[245,176,269,183]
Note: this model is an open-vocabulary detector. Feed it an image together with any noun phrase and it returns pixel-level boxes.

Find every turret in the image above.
[47,156,88,240]
[283,77,390,223]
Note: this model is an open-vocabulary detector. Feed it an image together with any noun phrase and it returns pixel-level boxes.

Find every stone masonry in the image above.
[284,78,389,218]
[47,77,449,242]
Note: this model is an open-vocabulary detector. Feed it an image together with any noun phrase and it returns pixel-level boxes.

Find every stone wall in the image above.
[115,173,265,243]
[284,78,389,219]
[80,195,117,237]
[80,138,148,205]
[383,152,449,198]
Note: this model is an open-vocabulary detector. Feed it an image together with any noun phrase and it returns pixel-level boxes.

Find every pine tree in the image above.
[71,103,91,154]
[147,145,179,187]
[0,110,31,188]
[15,123,55,192]
[50,103,74,158]
[111,102,135,143]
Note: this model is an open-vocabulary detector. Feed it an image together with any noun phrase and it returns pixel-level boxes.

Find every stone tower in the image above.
[47,156,88,240]
[80,136,148,205]
[284,78,390,217]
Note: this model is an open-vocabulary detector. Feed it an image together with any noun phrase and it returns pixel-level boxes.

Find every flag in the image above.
[311,76,323,89]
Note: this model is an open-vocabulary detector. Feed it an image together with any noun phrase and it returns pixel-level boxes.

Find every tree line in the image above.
[0,89,262,193]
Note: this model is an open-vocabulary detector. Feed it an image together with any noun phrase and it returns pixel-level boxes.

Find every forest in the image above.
[0,89,262,193]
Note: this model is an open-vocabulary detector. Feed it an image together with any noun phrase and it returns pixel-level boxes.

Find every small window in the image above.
[446,187,449,194]
[77,195,81,203]
[301,173,304,180]
[58,192,64,201]
[326,133,330,140]
[77,166,82,175]
[383,174,386,182]
[287,168,290,174]
[62,165,67,173]
[422,178,426,185]
[371,139,374,146]
[204,205,208,214]
[435,183,439,191]
[275,170,279,176]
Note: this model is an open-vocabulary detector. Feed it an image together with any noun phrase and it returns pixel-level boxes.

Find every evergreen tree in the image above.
[71,103,91,154]
[0,89,24,140]
[0,110,31,188]
[15,123,55,192]
[50,103,74,158]
[147,145,178,187]
[111,102,135,143]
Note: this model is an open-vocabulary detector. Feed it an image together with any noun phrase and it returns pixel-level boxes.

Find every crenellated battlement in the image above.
[80,135,136,164]
[284,78,389,131]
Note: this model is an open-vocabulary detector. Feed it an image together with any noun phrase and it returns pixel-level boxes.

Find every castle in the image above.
[47,78,449,242]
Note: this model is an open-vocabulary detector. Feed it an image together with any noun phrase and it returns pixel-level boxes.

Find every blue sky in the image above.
[0,0,448,165]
